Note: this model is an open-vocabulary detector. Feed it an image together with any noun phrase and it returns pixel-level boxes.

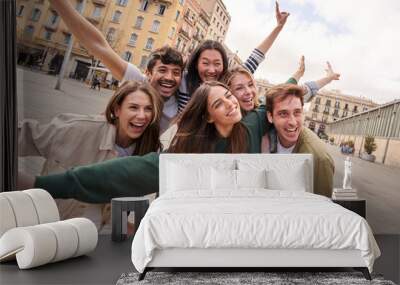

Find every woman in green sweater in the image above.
[25,81,267,203]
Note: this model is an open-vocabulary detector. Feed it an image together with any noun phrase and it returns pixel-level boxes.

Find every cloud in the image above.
[224,0,400,104]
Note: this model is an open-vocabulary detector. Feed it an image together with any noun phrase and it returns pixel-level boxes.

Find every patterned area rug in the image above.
[116,271,396,285]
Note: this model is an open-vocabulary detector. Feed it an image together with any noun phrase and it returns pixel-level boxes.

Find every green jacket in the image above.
[35,108,267,203]
[292,128,335,197]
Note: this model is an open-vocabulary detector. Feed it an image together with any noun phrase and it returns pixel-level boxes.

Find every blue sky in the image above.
[223,0,400,104]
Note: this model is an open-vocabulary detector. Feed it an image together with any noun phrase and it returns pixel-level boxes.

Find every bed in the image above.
[131,154,380,280]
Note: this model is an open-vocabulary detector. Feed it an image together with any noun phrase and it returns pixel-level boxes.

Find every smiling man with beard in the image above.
[264,84,335,198]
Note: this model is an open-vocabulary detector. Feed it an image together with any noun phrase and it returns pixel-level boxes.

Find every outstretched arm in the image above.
[244,1,290,73]
[290,55,305,82]
[286,55,305,84]
[49,0,127,80]
[314,61,340,89]
[33,153,160,203]
[301,61,340,101]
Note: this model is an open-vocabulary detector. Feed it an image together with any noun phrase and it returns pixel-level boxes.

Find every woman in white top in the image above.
[18,81,163,232]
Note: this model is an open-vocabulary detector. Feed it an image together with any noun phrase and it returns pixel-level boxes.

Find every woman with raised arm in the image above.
[18,81,163,231]
[20,82,267,203]
[224,56,340,113]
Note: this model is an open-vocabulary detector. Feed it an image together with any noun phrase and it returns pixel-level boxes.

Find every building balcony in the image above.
[92,0,106,6]
[178,28,190,39]
[153,0,173,5]
[184,13,195,25]
[44,22,59,31]
[86,16,101,25]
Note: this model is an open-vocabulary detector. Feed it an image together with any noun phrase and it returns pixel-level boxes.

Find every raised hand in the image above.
[276,1,290,27]
[325,61,340,80]
[290,55,305,82]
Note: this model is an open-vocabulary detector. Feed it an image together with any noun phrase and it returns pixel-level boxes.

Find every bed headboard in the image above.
[159,154,313,196]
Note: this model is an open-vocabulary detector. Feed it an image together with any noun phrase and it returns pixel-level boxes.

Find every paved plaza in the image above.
[17,68,400,234]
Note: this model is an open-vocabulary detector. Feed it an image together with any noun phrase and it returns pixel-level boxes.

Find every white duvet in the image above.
[131,190,380,273]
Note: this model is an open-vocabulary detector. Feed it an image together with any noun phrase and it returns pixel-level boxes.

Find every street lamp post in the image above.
[54,0,86,90]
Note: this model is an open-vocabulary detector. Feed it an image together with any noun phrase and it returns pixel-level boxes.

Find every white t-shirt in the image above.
[277,138,296,154]
[123,63,178,133]
[114,143,136,157]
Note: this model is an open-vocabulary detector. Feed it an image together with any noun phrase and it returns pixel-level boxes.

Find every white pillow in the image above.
[167,162,212,192]
[212,168,237,190]
[237,169,267,189]
[266,162,307,191]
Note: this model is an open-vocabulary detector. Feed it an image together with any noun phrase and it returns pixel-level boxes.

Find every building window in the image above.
[30,8,41,21]
[106,27,116,43]
[334,101,340,108]
[315,97,321,104]
[353,106,358,113]
[128,33,138,46]
[134,16,144,29]
[175,11,180,21]
[312,104,319,112]
[158,4,166,15]
[116,0,128,6]
[112,11,122,23]
[325,99,331,107]
[48,11,59,25]
[139,55,148,69]
[145,38,154,50]
[323,106,330,114]
[64,33,71,44]
[44,30,53,41]
[92,6,102,18]
[17,5,24,17]
[344,103,348,110]
[23,25,34,38]
[216,6,219,13]
[169,27,175,39]
[332,109,339,117]
[123,51,132,62]
[342,111,348,117]
[176,37,181,49]
[151,20,160,33]
[139,0,149,11]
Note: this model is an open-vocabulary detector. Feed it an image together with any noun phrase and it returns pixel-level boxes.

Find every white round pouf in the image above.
[0,196,17,237]
[23,189,60,223]
[0,226,57,269]
[42,221,79,262]
[1,192,39,227]
[65,218,98,257]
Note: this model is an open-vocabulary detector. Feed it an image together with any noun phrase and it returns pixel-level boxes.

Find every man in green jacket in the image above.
[264,83,334,197]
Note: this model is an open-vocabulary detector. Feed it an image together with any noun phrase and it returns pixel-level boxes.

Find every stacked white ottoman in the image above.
[0,189,98,269]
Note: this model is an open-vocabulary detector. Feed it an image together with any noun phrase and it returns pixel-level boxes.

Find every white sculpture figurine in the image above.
[343,156,352,190]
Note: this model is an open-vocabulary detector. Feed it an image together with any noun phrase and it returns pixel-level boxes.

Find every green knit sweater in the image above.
[35,107,267,203]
